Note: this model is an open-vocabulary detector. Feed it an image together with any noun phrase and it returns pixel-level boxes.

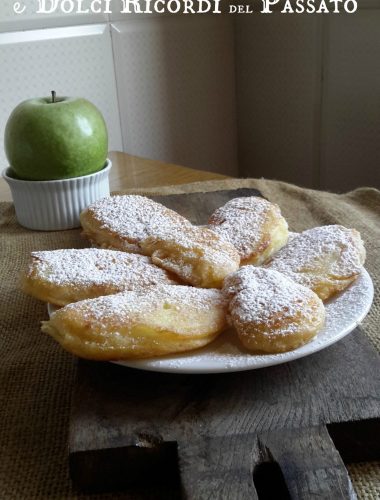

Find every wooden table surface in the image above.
[0,151,228,202]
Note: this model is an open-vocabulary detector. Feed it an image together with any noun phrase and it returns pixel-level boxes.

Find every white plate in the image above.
[48,269,374,374]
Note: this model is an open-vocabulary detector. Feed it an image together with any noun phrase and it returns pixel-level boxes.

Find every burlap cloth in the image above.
[1,178,379,499]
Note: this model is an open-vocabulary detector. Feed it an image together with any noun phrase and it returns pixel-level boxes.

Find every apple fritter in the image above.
[208,196,289,266]
[41,285,227,360]
[141,225,240,288]
[266,225,366,300]
[224,266,325,354]
[22,248,178,306]
[80,194,191,253]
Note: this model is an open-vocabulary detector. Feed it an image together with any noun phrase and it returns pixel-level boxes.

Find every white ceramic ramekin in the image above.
[2,159,112,231]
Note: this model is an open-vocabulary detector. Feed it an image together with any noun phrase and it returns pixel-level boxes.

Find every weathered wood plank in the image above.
[70,329,380,450]
[178,435,259,500]
[69,442,179,496]
[259,426,356,499]
[69,328,380,493]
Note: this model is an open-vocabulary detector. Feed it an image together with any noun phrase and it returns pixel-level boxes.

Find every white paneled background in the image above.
[321,12,380,192]
[1,6,380,188]
[235,9,380,190]
[112,16,237,175]
[235,14,322,188]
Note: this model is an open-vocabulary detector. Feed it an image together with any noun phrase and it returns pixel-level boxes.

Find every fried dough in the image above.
[224,266,325,353]
[266,225,366,300]
[41,285,227,359]
[208,196,289,265]
[22,248,178,306]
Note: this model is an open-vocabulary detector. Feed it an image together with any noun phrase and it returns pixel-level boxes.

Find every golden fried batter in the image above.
[21,248,178,306]
[208,196,289,265]
[80,195,191,253]
[41,285,227,360]
[224,266,325,353]
[266,225,366,300]
[141,225,240,288]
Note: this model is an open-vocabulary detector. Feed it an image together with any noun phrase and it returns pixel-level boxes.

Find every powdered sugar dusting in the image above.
[324,270,368,329]
[145,224,240,269]
[208,197,285,260]
[29,248,176,289]
[82,195,190,246]
[223,266,323,335]
[266,225,366,286]
[60,285,226,324]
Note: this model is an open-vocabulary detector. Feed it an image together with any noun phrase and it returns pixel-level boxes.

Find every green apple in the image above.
[4,92,108,180]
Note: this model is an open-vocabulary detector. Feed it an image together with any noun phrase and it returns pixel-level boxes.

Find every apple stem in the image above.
[51,90,56,103]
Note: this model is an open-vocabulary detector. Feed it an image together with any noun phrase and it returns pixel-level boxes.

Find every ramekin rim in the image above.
[2,158,112,185]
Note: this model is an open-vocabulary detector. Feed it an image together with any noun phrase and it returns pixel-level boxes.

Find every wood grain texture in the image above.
[178,435,259,500]
[69,189,380,497]
[0,151,229,202]
[258,426,356,499]
[70,328,380,446]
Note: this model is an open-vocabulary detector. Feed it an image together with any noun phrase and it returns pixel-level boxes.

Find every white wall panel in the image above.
[321,12,380,192]
[111,15,238,175]
[0,24,122,169]
[236,14,322,188]
[0,0,107,32]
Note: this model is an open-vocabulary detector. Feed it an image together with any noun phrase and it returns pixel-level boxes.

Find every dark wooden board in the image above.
[69,189,380,497]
